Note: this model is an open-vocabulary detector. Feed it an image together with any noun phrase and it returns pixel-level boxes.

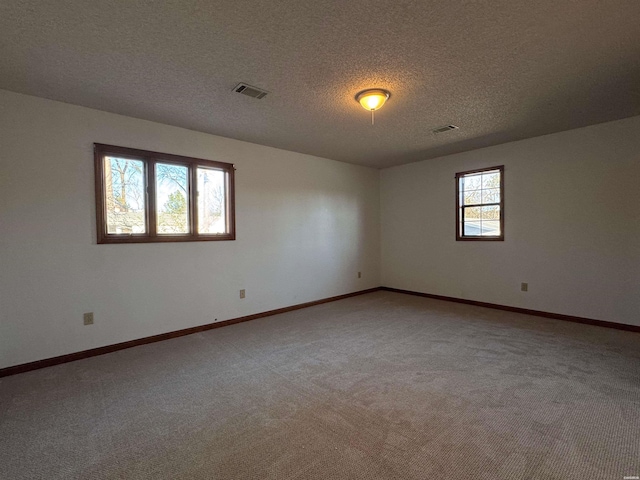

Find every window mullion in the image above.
[461,202,500,208]
[190,164,198,237]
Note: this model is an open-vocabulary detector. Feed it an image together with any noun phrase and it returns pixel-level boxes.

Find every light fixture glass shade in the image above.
[355,89,390,111]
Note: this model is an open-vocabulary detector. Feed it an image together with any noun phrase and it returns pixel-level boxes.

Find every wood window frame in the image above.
[455,165,504,241]
[94,143,236,244]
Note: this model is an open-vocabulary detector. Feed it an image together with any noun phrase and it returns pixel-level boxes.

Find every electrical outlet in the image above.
[358,272,362,278]
[240,289,245,299]
[521,283,528,292]
[83,312,94,325]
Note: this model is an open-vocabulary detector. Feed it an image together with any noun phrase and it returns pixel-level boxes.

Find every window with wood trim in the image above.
[456,166,504,241]
[94,144,235,244]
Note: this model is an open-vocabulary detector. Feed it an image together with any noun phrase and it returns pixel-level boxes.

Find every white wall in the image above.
[2,89,638,370]
[381,116,640,326]
[0,90,380,369]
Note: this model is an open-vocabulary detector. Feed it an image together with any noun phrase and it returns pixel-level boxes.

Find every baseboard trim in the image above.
[0,287,381,378]
[380,286,640,333]
[5,285,636,378]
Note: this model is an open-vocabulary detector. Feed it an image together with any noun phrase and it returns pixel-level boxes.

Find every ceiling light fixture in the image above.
[355,88,391,125]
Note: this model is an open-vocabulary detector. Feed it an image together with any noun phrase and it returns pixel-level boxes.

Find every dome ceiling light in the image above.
[355,89,391,125]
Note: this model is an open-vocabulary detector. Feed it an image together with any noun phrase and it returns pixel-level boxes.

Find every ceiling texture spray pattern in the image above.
[1,0,639,168]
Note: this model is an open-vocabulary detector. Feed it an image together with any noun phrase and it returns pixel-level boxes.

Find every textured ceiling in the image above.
[1,1,640,168]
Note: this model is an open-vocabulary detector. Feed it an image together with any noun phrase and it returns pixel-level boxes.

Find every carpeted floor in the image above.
[1,291,639,479]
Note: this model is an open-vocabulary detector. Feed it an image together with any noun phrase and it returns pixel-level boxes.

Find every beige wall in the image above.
[381,116,640,326]
[0,90,381,369]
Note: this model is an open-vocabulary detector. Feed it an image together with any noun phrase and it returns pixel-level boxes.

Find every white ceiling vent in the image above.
[432,124,459,134]
[233,83,268,99]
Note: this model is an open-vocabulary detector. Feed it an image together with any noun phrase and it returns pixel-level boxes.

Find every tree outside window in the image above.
[95,144,235,243]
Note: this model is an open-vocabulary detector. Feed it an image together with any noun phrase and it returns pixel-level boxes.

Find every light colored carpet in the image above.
[1,291,639,479]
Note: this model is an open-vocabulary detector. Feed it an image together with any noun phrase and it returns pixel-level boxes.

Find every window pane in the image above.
[464,206,481,220]
[462,174,481,192]
[464,222,482,236]
[482,188,500,203]
[463,189,482,205]
[482,171,500,189]
[481,220,500,236]
[156,163,189,234]
[463,206,482,236]
[104,156,146,234]
[197,168,227,234]
[481,205,500,220]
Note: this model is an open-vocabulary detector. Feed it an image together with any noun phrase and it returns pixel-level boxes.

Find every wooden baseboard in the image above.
[380,286,640,333]
[4,286,636,378]
[0,288,381,378]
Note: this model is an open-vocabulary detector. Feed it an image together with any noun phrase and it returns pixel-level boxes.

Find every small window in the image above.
[94,144,235,243]
[456,166,504,241]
